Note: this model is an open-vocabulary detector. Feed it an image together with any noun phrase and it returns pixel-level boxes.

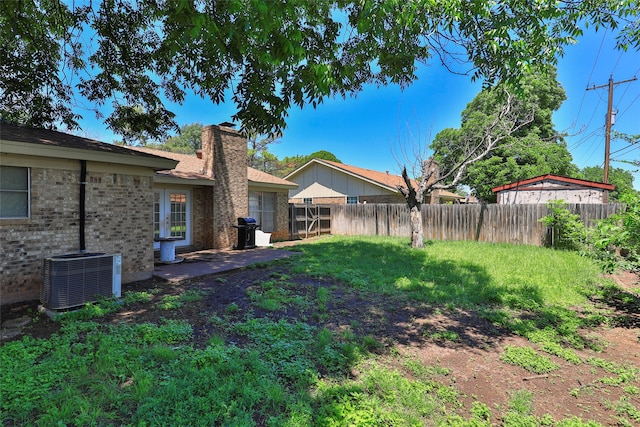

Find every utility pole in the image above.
[587,75,637,203]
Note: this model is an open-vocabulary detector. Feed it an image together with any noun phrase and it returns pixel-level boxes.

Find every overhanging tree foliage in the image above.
[1,1,638,141]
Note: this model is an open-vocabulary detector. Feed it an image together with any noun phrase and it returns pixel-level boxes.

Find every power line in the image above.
[611,50,625,75]
[586,75,638,199]
[587,29,607,86]
[570,30,607,130]
[611,145,639,158]
[583,130,605,164]
[611,146,640,163]
[569,127,603,151]
[616,92,640,120]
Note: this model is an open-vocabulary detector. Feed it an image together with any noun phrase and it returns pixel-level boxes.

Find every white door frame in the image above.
[153,188,192,249]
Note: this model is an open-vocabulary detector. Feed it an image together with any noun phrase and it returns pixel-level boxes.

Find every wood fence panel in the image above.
[328,203,625,245]
[290,204,332,238]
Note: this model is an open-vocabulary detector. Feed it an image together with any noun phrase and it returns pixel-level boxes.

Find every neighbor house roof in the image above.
[491,174,615,193]
[0,122,177,170]
[286,158,417,193]
[286,158,464,201]
[127,146,297,189]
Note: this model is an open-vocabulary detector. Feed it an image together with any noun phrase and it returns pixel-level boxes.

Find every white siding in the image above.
[288,163,396,199]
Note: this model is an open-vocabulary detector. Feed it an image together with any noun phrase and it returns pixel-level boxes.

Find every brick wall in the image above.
[272,191,290,241]
[1,156,156,305]
[191,186,214,249]
[202,125,248,249]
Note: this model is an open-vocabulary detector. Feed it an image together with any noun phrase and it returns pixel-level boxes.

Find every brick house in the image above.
[129,137,297,246]
[492,174,615,204]
[286,158,463,204]
[0,123,296,305]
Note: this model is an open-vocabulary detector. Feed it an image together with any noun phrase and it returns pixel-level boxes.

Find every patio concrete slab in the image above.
[153,247,301,282]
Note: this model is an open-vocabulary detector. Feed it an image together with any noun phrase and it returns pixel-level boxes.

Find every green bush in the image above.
[541,197,640,272]
[540,200,587,251]
[605,193,640,269]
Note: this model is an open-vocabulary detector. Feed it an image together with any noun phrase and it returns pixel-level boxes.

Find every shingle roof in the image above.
[295,159,416,192]
[126,146,210,180]
[127,146,296,188]
[1,122,168,160]
[287,158,464,200]
[248,167,298,188]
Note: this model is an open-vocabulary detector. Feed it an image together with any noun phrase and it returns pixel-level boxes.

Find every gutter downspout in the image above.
[80,160,87,253]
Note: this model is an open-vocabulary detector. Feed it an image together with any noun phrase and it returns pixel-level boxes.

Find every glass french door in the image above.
[153,189,191,249]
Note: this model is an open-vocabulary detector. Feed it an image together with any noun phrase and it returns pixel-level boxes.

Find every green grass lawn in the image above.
[2,236,637,426]
[291,236,602,309]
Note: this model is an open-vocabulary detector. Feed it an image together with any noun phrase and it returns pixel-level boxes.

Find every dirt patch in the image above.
[2,267,639,424]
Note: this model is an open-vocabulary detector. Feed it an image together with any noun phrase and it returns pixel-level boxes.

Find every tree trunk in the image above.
[410,205,424,248]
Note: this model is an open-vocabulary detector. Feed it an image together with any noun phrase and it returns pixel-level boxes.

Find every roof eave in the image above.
[283,159,317,180]
[249,179,298,190]
[492,174,616,192]
[290,158,401,193]
[1,139,178,171]
[154,175,215,186]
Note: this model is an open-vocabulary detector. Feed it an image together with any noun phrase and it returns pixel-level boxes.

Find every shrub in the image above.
[540,200,587,251]
[541,197,640,272]
[606,193,640,269]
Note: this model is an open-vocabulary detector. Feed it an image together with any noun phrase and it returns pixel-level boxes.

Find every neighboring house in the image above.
[492,174,615,204]
[286,158,464,204]
[0,122,296,305]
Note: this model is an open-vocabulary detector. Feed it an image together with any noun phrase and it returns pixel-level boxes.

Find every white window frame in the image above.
[249,191,277,232]
[0,166,30,219]
[153,188,192,249]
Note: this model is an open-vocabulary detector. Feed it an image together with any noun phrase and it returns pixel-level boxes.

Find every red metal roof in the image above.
[491,174,615,193]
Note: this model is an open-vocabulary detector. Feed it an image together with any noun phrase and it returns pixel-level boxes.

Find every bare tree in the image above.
[398,91,534,248]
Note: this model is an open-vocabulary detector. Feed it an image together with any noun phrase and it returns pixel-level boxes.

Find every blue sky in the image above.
[77,27,640,190]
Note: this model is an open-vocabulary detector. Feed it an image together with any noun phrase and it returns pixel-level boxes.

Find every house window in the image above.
[153,189,192,248]
[303,197,312,204]
[346,196,358,204]
[0,166,30,218]
[169,193,188,239]
[249,191,276,232]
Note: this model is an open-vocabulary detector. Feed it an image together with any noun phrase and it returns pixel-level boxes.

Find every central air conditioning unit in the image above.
[41,253,122,310]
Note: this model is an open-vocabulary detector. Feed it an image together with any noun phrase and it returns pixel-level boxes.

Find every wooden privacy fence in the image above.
[290,204,332,239]
[330,203,625,245]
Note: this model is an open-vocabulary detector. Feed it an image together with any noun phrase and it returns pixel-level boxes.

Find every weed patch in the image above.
[2,237,637,426]
[500,346,560,374]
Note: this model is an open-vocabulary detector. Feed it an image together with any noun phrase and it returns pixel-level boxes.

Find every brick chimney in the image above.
[201,124,248,249]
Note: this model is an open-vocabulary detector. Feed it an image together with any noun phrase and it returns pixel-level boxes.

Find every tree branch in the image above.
[434,91,535,189]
